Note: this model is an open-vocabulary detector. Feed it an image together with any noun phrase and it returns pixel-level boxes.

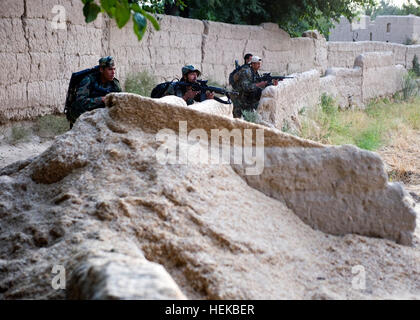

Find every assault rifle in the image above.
[257,73,294,85]
[176,80,239,104]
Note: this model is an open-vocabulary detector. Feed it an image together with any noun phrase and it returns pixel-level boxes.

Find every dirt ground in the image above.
[0,140,53,169]
[377,130,420,199]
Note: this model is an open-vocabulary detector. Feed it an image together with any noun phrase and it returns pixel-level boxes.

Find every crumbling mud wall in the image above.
[0,0,326,123]
[0,93,417,299]
[355,51,407,103]
[108,18,327,87]
[329,15,420,45]
[198,22,327,86]
[106,93,416,246]
[0,0,103,123]
[258,52,407,130]
[257,69,321,131]
[0,0,418,124]
[108,15,204,87]
[327,41,420,69]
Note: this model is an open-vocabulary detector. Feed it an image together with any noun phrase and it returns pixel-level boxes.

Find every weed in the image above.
[124,70,157,97]
[7,125,32,145]
[354,124,385,150]
[35,114,69,138]
[402,71,418,101]
[241,110,260,123]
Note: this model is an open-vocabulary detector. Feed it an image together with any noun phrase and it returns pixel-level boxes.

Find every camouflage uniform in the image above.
[232,64,262,118]
[165,81,206,106]
[164,65,208,105]
[69,57,121,124]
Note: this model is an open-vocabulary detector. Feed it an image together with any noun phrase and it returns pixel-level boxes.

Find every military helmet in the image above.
[182,65,201,77]
[99,56,115,68]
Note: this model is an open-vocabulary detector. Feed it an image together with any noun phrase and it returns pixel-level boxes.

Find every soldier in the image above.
[230,53,252,113]
[165,65,214,105]
[69,56,121,126]
[243,53,253,65]
[233,56,278,118]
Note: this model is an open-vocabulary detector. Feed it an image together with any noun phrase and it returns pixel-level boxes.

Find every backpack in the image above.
[64,65,100,125]
[228,60,244,90]
[150,81,176,98]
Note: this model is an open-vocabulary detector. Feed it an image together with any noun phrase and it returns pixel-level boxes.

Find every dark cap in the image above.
[99,56,115,68]
[182,65,201,77]
[244,53,253,61]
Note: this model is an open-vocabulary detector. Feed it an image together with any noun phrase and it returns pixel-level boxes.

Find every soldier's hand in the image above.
[183,89,199,101]
[273,79,279,86]
[256,81,268,88]
[206,91,215,99]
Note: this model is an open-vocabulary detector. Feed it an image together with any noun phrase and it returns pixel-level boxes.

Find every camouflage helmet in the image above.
[99,56,115,68]
[182,65,201,77]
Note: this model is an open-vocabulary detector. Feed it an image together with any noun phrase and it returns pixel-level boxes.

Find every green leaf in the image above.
[130,2,142,13]
[140,9,160,31]
[81,0,93,5]
[131,3,160,31]
[83,2,101,23]
[100,0,116,17]
[133,13,147,41]
[133,12,147,30]
[115,0,131,28]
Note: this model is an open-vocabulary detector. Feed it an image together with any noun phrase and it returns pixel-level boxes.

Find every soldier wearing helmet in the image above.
[69,56,121,124]
[165,65,214,105]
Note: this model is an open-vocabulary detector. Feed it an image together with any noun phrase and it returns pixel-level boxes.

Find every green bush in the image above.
[35,114,69,138]
[402,71,418,101]
[124,71,157,97]
[7,125,31,145]
[354,125,384,151]
[241,110,260,123]
[320,93,337,115]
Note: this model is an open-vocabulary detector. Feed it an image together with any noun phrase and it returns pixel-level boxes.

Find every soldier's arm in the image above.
[175,84,195,105]
[75,76,104,111]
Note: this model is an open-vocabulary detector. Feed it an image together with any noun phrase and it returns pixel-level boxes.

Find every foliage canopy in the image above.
[82,0,379,39]
[81,0,185,40]
[163,0,376,37]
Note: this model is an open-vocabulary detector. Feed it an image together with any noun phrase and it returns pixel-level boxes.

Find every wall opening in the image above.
[387,23,391,33]
[370,32,372,41]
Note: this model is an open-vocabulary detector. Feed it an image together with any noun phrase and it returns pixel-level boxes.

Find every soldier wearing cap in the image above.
[70,56,121,123]
[165,65,214,105]
[233,56,278,118]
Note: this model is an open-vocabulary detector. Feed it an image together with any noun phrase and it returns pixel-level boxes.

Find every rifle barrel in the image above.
[177,82,238,95]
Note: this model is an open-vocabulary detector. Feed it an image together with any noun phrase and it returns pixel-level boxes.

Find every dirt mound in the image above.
[0,94,418,299]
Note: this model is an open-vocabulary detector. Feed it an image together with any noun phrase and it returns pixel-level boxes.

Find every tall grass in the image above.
[124,71,157,97]
[35,114,69,138]
[6,125,32,145]
[300,93,420,151]
[402,71,418,101]
[242,109,260,123]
